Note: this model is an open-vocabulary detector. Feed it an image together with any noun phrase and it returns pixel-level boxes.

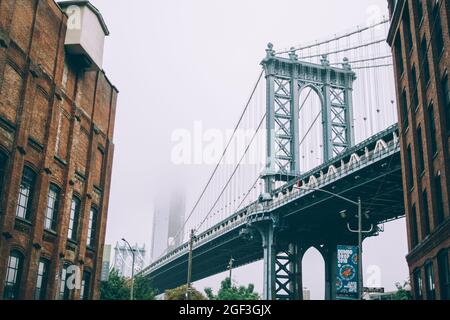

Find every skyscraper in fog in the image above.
[151,189,186,261]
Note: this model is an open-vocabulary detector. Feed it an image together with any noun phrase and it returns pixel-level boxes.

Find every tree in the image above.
[392,281,412,300]
[100,269,130,300]
[205,278,260,300]
[134,274,157,300]
[100,270,156,300]
[165,285,206,300]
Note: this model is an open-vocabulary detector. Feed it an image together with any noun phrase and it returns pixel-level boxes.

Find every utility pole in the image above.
[294,186,372,300]
[357,197,363,300]
[186,229,195,300]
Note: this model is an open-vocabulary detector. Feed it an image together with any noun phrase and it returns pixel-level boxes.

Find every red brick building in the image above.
[0,0,117,299]
[387,0,449,299]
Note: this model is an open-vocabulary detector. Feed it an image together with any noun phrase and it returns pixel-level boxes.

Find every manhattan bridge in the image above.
[141,19,405,300]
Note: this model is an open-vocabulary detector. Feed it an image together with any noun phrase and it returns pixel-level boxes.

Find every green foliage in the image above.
[100,270,130,300]
[100,270,156,300]
[134,274,157,300]
[392,281,412,300]
[205,278,260,300]
[165,285,206,300]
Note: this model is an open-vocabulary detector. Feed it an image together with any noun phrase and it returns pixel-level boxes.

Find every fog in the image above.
[60,0,409,299]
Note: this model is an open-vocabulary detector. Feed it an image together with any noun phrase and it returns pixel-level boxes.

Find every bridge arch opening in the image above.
[298,85,324,173]
[301,246,325,300]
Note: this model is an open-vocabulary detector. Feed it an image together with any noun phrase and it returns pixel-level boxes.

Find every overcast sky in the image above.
[67,0,409,299]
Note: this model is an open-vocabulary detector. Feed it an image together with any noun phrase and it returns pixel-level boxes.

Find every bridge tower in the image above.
[261,44,356,194]
[258,44,356,300]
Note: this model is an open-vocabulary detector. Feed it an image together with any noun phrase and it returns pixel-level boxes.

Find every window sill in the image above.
[44,229,57,236]
[15,217,32,226]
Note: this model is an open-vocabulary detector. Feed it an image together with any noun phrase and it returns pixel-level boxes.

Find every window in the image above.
[416,127,425,174]
[44,184,60,231]
[80,271,91,300]
[87,207,98,248]
[428,103,438,155]
[16,166,36,220]
[434,175,444,226]
[394,35,404,75]
[425,261,436,300]
[34,259,50,300]
[410,204,419,247]
[420,37,430,85]
[3,250,24,300]
[59,264,71,300]
[437,250,449,300]
[411,66,419,111]
[442,74,450,134]
[402,2,413,53]
[406,145,414,190]
[67,197,81,241]
[401,89,409,130]
[413,268,423,300]
[432,0,444,54]
[0,151,7,205]
[422,190,430,237]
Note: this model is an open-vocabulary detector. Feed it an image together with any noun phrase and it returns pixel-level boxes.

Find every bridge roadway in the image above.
[141,124,405,298]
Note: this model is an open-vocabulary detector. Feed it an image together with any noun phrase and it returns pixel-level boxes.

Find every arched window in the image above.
[16,166,37,220]
[45,184,60,231]
[3,250,24,300]
[34,259,50,300]
[67,196,81,241]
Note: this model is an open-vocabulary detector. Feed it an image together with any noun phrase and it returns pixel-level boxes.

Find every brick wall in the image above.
[0,0,117,300]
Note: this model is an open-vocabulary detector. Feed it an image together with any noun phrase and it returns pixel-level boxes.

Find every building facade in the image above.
[387,0,449,300]
[0,0,117,300]
[151,189,185,262]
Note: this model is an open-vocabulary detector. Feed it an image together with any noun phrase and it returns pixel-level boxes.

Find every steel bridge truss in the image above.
[262,44,356,192]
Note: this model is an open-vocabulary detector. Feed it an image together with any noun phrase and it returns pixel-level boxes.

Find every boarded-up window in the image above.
[55,109,71,160]
[93,148,104,188]
[76,129,89,175]
[29,89,49,144]
[10,0,34,52]
[0,64,23,124]
[30,1,59,75]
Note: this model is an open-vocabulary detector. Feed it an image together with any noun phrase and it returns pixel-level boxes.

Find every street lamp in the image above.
[121,238,135,301]
[293,185,372,300]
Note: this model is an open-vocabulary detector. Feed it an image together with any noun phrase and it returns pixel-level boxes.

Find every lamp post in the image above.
[122,238,135,301]
[293,185,371,300]
[228,257,235,282]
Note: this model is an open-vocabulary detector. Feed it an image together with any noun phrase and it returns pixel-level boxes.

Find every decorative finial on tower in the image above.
[289,47,298,61]
[320,54,329,66]
[342,57,351,70]
[266,42,275,58]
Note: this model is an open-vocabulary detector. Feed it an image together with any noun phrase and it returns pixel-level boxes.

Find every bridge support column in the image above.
[274,243,303,300]
[323,242,337,300]
[260,223,276,300]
